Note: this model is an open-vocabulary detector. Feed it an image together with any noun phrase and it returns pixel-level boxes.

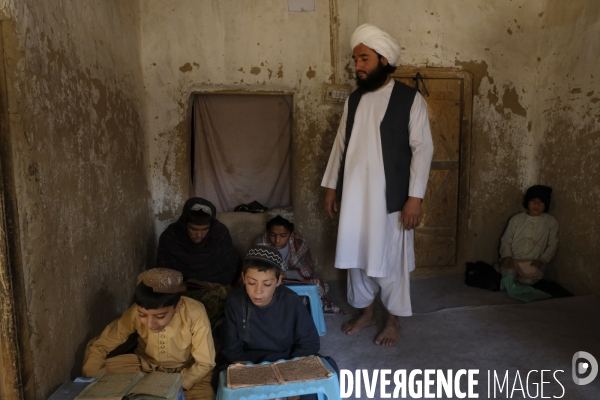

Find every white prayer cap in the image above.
[350,23,401,66]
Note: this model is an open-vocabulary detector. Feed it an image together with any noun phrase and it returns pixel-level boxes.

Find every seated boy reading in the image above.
[82,268,216,400]
[214,245,338,399]
[499,185,558,285]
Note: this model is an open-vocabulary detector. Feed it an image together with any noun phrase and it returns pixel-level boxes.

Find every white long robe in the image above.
[321,79,433,278]
[499,212,558,264]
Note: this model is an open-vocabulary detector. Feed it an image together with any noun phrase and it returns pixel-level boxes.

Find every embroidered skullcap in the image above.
[245,245,284,270]
[523,185,552,212]
[267,208,294,223]
[190,203,212,216]
[137,268,187,293]
[350,23,401,66]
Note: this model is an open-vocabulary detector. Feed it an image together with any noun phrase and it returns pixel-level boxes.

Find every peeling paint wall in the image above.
[141,0,599,293]
[346,0,547,270]
[0,1,151,398]
[3,0,595,397]
[140,0,344,279]
[537,1,600,294]
[345,0,600,291]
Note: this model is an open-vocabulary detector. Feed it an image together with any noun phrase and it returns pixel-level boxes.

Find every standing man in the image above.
[321,24,433,346]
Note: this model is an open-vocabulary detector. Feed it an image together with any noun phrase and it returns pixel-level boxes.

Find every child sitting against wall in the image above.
[213,245,339,399]
[253,209,344,314]
[82,268,216,400]
[500,185,558,283]
[156,197,240,328]
[499,185,572,298]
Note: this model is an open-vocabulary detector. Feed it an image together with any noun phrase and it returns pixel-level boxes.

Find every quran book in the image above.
[127,372,182,400]
[227,356,333,389]
[226,364,282,389]
[275,356,332,382]
[75,372,182,400]
[513,259,544,279]
[75,372,143,400]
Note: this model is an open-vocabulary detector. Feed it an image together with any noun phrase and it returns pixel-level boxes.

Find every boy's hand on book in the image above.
[502,256,514,269]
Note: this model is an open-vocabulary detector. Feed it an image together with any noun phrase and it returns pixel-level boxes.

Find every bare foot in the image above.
[375,313,401,346]
[342,310,376,335]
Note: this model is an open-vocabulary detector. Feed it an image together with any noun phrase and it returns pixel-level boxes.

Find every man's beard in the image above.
[355,61,389,91]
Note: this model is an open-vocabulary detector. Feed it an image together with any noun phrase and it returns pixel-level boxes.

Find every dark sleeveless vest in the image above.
[335,80,417,213]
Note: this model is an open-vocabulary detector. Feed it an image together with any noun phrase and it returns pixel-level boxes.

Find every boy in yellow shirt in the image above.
[83,268,216,400]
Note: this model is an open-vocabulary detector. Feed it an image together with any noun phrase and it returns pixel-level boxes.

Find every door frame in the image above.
[392,67,473,279]
[0,21,33,400]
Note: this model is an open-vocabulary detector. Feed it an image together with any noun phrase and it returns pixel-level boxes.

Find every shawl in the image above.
[156,197,239,285]
[253,232,344,314]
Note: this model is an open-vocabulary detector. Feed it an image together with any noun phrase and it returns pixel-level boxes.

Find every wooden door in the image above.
[394,69,472,276]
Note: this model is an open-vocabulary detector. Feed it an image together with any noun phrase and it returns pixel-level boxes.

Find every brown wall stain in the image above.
[453,54,533,268]
[344,60,354,80]
[1,1,152,398]
[454,59,492,95]
[539,120,600,294]
[3,1,597,399]
[533,0,600,294]
[179,63,192,73]
[502,86,527,117]
[139,0,599,317]
[290,99,345,280]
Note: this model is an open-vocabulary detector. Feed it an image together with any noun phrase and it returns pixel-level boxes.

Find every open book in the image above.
[75,372,182,400]
[227,356,333,389]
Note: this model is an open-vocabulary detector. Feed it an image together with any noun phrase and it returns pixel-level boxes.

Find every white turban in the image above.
[350,23,401,66]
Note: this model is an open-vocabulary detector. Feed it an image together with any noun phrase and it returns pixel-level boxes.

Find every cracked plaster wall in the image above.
[536,2,600,294]
[346,0,600,292]
[142,1,598,291]
[5,0,596,398]
[342,1,599,291]
[341,0,547,273]
[140,0,344,278]
[0,1,151,398]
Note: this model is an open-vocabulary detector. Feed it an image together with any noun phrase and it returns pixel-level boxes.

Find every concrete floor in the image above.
[327,273,522,316]
[322,274,600,399]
